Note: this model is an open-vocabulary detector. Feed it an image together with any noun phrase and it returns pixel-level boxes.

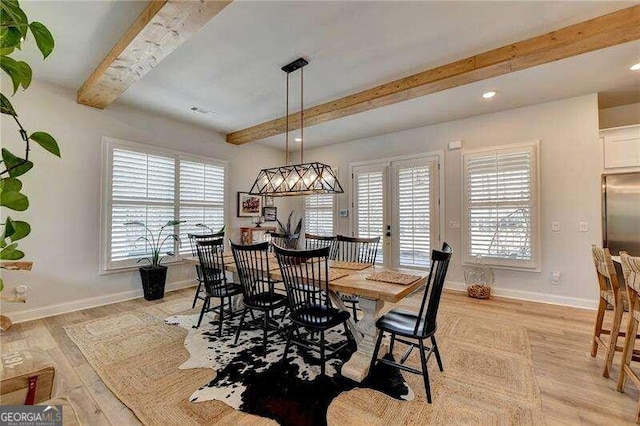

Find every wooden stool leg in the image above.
[604,298,624,378]
[618,295,638,392]
[592,298,607,357]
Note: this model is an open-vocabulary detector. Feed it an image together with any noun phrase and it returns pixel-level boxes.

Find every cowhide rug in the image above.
[166,309,414,426]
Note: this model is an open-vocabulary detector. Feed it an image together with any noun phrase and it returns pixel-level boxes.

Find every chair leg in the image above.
[592,298,607,357]
[389,334,396,356]
[431,335,443,372]
[234,307,248,345]
[604,298,624,378]
[195,297,209,329]
[192,281,203,309]
[281,325,295,365]
[351,301,358,322]
[263,310,269,353]
[418,339,432,403]
[320,330,326,376]
[618,294,638,392]
[369,331,384,375]
[218,297,224,337]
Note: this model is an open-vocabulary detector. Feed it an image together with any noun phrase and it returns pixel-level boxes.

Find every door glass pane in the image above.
[397,164,432,267]
[355,169,384,263]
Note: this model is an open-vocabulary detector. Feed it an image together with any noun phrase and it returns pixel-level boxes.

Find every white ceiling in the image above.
[16,1,640,149]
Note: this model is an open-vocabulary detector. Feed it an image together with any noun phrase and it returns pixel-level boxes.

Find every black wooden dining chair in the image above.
[269,231,300,250]
[368,242,452,403]
[334,235,381,321]
[231,241,288,352]
[274,244,353,376]
[194,238,243,335]
[188,231,225,309]
[305,233,337,254]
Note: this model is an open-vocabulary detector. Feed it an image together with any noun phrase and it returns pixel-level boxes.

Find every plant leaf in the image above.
[1,177,22,192]
[4,216,15,238]
[0,242,24,260]
[0,92,16,116]
[9,220,29,242]
[29,22,54,59]
[0,55,22,94]
[16,60,30,89]
[163,219,185,228]
[0,277,3,292]
[0,26,21,48]
[2,148,33,177]
[1,190,28,210]
[0,2,28,38]
[29,132,60,157]
[124,221,145,227]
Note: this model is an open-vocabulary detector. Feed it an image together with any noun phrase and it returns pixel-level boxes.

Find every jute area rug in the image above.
[64,297,544,425]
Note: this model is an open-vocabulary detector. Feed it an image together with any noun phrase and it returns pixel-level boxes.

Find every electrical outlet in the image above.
[552,221,560,232]
[551,271,561,284]
[579,222,588,232]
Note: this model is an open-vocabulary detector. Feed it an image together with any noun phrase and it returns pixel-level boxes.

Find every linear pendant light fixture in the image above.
[248,58,344,197]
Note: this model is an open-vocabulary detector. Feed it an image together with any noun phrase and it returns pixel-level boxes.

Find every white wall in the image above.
[0,80,289,321]
[301,94,602,308]
[599,102,640,129]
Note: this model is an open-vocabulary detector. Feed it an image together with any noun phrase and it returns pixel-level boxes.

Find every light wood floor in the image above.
[2,288,638,425]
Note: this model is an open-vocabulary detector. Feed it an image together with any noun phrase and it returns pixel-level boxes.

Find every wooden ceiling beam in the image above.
[77,0,231,109]
[226,5,640,145]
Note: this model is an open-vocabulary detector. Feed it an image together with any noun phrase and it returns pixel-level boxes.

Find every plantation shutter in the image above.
[395,160,436,268]
[354,167,384,263]
[304,194,334,236]
[463,143,538,269]
[110,148,175,264]
[179,159,226,253]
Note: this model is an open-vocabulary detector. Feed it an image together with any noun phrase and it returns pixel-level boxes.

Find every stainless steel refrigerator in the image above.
[602,172,640,256]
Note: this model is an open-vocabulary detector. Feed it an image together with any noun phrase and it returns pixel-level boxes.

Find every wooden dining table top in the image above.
[181,254,426,303]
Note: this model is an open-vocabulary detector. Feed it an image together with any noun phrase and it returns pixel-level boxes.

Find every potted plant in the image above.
[125,220,184,301]
[275,211,303,249]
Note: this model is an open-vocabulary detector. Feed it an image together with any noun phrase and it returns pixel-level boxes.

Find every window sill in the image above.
[461,261,541,273]
[99,259,188,275]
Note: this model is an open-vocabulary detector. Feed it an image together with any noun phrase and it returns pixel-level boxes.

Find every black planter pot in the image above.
[139,265,167,301]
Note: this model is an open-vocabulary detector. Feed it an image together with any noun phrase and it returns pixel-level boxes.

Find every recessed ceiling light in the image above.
[631,62,640,71]
[295,137,302,142]
[482,91,497,99]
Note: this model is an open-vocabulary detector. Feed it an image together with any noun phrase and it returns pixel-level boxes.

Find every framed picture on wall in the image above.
[237,192,263,217]
[265,196,275,207]
[263,206,277,222]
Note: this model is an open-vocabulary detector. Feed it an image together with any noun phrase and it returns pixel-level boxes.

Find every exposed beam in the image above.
[78,0,231,109]
[227,5,640,145]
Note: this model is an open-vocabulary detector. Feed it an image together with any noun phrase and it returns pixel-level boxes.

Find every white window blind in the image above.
[397,163,434,268]
[463,142,539,269]
[304,194,334,236]
[110,149,175,263]
[103,139,226,271]
[354,168,384,263]
[179,159,225,253]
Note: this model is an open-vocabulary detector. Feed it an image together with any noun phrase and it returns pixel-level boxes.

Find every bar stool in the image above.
[617,252,640,423]
[590,245,626,378]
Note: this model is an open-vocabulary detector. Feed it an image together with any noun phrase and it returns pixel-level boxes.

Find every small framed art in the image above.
[263,206,277,222]
[237,192,263,217]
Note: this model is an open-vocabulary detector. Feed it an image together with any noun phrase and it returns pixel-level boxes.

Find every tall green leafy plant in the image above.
[0,0,59,291]
[124,220,184,267]
[276,211,302,237]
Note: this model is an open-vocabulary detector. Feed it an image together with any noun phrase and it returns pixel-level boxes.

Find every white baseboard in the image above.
[8,279,197,324]
[445,281,598,310]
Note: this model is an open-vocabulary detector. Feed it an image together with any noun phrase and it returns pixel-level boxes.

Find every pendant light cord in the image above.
[285,72,289,165]
[300,66,304,164]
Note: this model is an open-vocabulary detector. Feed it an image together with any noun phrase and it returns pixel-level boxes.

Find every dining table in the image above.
[182,252,427,382]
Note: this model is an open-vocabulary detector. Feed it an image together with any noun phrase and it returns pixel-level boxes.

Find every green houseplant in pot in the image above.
[125,219,184,301]
[275,211,303,249]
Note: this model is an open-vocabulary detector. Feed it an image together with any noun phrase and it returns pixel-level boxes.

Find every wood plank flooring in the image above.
[2,288,638,425]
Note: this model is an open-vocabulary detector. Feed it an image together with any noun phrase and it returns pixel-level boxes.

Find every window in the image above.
[394,158,438,268]
[353,166,385,263]
[102,138,226,271]
[304,194,335,236]
[462,141,539,270]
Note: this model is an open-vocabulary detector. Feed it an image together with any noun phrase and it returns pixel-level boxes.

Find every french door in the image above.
[352,155,440,269]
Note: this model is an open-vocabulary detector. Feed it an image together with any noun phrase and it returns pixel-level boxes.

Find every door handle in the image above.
[386,225,391,237]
